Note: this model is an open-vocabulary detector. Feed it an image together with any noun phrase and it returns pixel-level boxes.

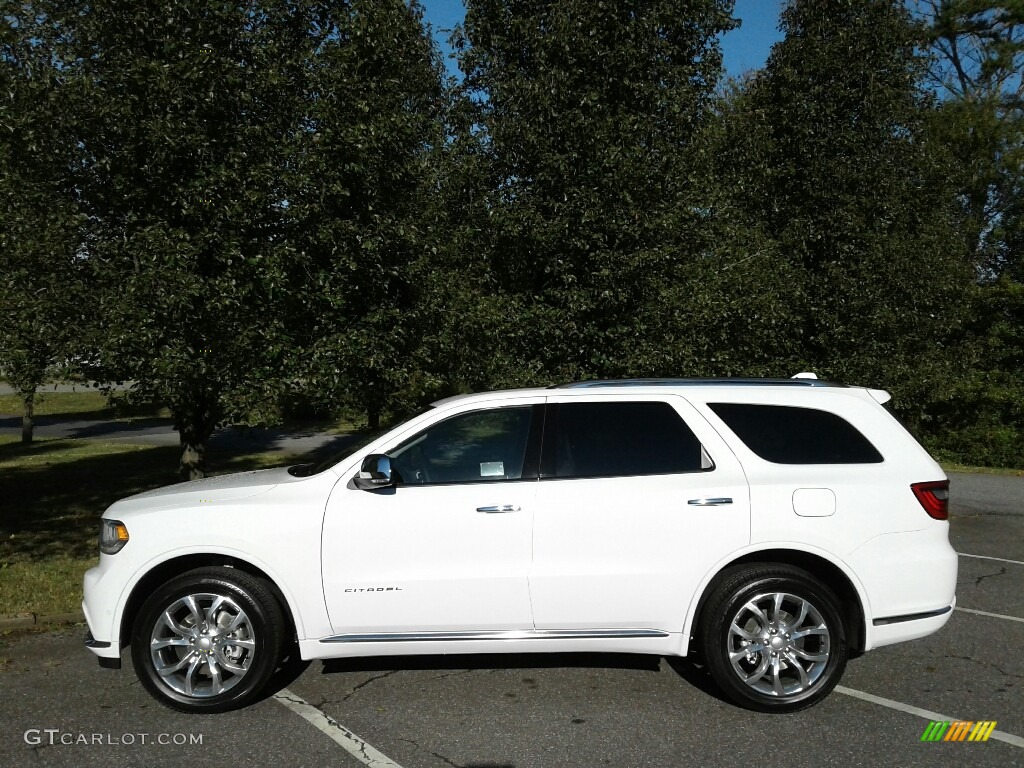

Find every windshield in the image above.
[288,406,434,477]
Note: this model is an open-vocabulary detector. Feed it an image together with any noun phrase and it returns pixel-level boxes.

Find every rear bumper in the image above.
[872,605,952,626]
[847,525,958,650]
[868,597,955,650]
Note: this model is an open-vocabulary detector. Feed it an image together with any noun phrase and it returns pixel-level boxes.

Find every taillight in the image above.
[911,480,950,520]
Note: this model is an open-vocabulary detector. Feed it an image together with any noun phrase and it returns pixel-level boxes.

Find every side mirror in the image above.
[354,454,396,490]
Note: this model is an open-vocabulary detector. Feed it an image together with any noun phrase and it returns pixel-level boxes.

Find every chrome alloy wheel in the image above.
[149,593,256,698]
[726,591,831,698]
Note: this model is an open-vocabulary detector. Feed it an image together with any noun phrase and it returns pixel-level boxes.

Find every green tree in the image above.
[911,1,1024,465]
[912,0,1023,273]
[0,4,86,443]
[452,0,741,384]
[284,0,448,428]
[725,0,973,423]
[53,0,317,477]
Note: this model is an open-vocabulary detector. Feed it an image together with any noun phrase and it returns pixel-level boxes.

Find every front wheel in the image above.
[131,567,285,713]
[699,565,848,713]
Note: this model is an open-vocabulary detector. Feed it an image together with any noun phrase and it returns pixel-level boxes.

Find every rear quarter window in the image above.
[708,403,883,464]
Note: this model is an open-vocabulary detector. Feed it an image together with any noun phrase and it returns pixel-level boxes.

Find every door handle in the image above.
[687,497,733,507]
[476,504,521,513]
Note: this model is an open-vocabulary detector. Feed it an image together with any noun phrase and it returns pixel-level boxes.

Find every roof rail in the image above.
[549,377,846,389]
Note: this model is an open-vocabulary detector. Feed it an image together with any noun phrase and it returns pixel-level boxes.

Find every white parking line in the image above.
[836,686,1024,749]
[955,606,1024,624]
[959,553,1024,566]
[274,688,405,768]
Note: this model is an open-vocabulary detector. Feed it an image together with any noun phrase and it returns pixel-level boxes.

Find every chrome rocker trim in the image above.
[321,628,670,644]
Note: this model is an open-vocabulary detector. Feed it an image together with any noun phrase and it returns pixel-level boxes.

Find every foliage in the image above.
[911,1,1024,461]
[283,0,448,428]
[1,0,1021,471]
[927,277,1024,467]
[42,0,447,473]
[45,0,319,476]
[721,0,974,428]
[450,0,743,384]
[912,0,1024,274]
[0,5,87,442]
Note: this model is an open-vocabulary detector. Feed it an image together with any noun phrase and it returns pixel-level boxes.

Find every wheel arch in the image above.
[683,547,867,658]
[118,553,299,651]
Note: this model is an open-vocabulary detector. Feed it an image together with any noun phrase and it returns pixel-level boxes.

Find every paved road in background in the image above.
[0,382,133,395]
[0,381,352,458]
[0,412,354,458]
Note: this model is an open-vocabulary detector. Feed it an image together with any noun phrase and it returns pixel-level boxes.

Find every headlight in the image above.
[99,519,129,554]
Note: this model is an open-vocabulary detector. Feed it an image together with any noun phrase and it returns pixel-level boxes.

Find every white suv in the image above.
[82,377,957,714]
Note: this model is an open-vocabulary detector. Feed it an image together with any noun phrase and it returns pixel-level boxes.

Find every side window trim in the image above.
[520,403,546,480]
[538,401,558,479]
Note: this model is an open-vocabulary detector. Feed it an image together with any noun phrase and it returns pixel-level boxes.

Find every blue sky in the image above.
[420,0,786,79]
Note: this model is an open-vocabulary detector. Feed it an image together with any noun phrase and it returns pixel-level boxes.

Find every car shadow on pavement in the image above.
[311,651,734,707]
[663,656,731,703]
[259,641,314,701]
[318,651,662,675]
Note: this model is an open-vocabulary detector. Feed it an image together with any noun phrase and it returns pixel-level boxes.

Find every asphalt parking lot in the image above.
[2,471,1021,768]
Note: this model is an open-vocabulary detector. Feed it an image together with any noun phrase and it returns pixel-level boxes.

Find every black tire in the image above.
[699,564,848,713]
[131,566,286,713]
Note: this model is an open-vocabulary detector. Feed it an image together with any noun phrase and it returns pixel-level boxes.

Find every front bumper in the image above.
[82,562,124,663]
[84,627,121,668]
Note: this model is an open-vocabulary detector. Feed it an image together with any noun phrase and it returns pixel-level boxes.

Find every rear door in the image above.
[529,394,750,632]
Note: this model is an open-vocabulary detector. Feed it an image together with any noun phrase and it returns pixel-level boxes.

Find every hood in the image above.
[107,466,298,515]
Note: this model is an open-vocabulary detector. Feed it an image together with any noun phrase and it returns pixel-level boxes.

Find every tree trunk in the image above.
[21,391,35,444]
[367,403,381,430]
[179,437,207,480]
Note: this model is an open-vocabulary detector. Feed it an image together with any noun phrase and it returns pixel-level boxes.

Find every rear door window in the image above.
[708,403,883,464]
[541,401,709,479]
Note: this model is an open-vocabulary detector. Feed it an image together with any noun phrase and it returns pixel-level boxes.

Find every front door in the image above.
[321,400,542,635]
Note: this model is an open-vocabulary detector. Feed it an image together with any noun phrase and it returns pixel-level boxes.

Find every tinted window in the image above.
[542,401,707,479]
[388,407,534,484]
[708,403,883,464]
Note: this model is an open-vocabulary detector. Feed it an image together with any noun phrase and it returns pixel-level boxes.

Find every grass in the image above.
[0,559,97,616]
[939,462,1024,477]
[0,390,169,420]
[0,435,299,617]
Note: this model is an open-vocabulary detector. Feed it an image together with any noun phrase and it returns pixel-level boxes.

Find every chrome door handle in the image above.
[687,497,733,507]
[476,504,521,513]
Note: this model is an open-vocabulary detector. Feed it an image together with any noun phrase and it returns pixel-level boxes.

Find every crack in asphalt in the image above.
[430,750,462,768]
[946,653,1024,680]
[277,692,398,767]
[973,566,1007,587]
[400,737,461,768]
[428,669,475,683]
[341,670,400,701]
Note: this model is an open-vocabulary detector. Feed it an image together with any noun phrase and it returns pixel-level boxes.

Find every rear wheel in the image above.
[699,564,848,713]
[131,567,285,713]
